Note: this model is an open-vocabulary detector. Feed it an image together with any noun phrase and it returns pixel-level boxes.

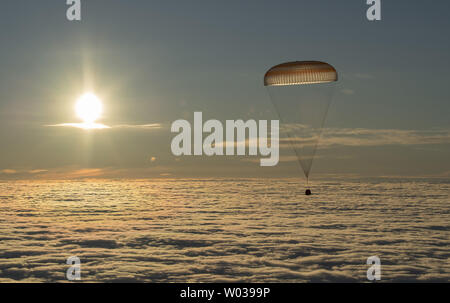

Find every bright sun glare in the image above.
[75,93,103,124]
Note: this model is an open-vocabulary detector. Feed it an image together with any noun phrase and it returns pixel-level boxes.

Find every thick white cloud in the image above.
[0,179,448,282]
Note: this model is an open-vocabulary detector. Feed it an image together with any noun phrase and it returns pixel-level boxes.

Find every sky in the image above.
[0,0,449,179]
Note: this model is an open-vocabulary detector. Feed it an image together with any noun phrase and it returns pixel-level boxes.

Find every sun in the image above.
[75,93,103,124]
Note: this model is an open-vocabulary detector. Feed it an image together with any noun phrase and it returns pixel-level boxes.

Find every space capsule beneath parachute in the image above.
[264,61,338,195]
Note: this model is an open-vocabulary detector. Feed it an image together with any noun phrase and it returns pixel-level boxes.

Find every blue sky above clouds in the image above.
[0,0,449,178]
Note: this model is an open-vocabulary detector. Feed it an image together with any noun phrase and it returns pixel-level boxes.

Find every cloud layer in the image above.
[277,126,450,148]
[0,179,448,282]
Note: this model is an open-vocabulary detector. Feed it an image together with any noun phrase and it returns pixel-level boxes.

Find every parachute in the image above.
[264,61,338,193]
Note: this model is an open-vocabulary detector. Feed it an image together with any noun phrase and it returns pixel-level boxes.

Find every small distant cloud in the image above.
[45,123,162,130]
[340,89,355,95]
[241,156,305,164]
[0,169,17,174]
[145,156,158,165]
[113,124,162,130]
[37,168,112,179]
[28,169,48,174]
[438,171,450,177]
[65,168,109,178]
[46,123,110,129]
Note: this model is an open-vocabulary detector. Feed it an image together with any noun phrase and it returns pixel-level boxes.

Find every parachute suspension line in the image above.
[264,61,338,197]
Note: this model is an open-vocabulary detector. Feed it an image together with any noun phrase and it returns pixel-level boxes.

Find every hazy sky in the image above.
[0,0,449,179]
